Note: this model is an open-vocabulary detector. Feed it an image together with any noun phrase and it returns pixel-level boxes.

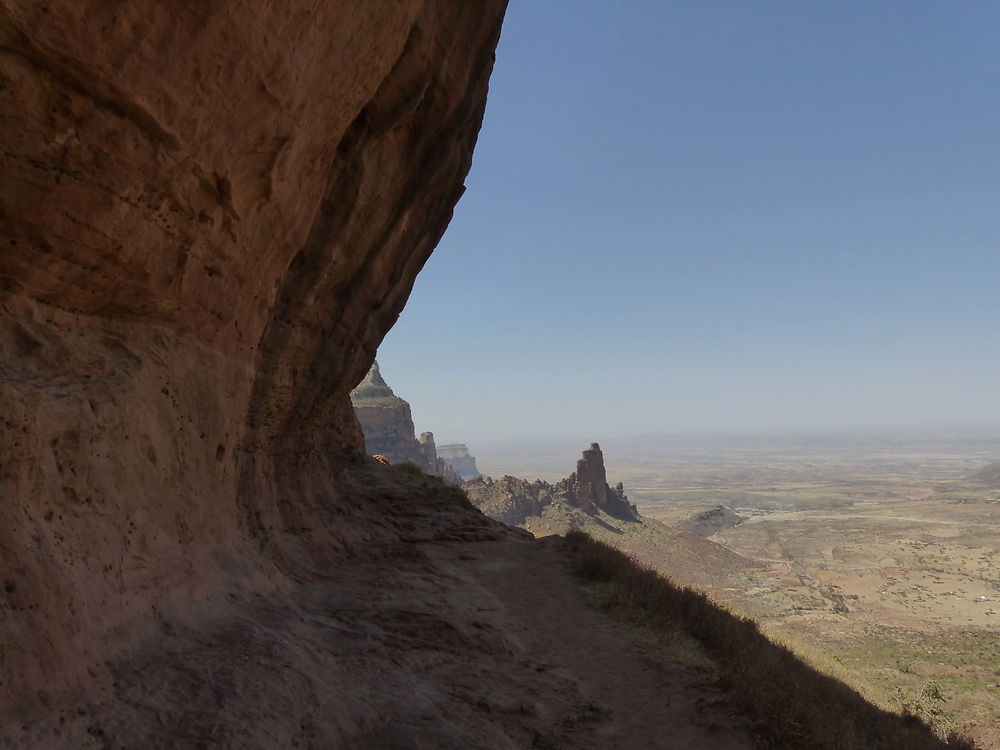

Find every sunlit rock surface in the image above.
[465,443,638,526]
[439,442,482,479]
[350,361,434,470]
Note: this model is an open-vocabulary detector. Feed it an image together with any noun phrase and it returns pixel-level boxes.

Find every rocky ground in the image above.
[2,504,753,749]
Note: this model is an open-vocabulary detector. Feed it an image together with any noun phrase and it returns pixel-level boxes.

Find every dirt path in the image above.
[426,537,754,750]
[6,535,755,749]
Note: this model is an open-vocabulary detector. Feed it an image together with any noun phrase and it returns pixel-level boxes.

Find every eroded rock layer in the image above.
[0,0,505,713]
[439,442,482,479]
[464,443,639,526]
[350,361,433,470]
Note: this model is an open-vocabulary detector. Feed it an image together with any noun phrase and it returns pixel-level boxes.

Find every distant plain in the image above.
[475,431,1000,747]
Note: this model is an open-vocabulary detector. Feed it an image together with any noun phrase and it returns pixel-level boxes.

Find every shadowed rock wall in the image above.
[0,0,505,709]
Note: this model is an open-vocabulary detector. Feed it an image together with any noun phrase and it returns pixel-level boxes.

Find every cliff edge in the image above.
[350,361,433,471]
[0,0,505,716]
[0,5,965,749]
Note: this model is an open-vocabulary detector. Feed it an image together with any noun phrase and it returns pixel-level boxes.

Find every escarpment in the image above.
[350,360,434,471]
[350,361,466,484]
[438,442,481,479]
[0,0,506,714]
[465,443,639,526]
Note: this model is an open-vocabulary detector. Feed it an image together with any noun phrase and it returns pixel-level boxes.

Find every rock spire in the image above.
[464,443,638,526]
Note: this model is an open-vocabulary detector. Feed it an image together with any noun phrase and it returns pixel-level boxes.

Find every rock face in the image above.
[574,442,610,511]
[418,431,439,474]
[0,0,506,716]
[350,362,435,471]
[464,475,555,526]
[439,442,482,479]
[350,362,469,485]
[465,443,638,526]
[350,360,397,401]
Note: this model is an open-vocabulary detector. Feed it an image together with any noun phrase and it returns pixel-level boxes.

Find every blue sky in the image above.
[378,0,1000,443]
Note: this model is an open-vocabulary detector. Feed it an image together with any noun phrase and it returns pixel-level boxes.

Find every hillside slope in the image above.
[3,493,755,748]
[464,444,754,588]
[971,460,1000,487]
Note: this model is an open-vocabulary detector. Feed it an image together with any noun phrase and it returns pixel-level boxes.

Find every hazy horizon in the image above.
[399,423,1000,452]
[377,1,1000,444]
[464,427,1000,487]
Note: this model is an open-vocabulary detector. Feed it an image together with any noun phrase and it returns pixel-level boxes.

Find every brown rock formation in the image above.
[439,442,482,479]
[465,443,638,525]
[350,362,470,484]
[562,442,636,516]
[573,442,610,511]
[0,0,505,719]
[350,361,433,470]
[418,430,439,473]
[464,475,555,526]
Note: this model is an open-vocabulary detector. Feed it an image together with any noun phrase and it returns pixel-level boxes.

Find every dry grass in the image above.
[562,530,978,750]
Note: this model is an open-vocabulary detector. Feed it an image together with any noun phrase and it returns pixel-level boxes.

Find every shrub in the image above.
[561,530,977,750]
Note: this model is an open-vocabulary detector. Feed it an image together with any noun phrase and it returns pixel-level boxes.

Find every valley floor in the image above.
[644,495,1000,749]
[429,537,753,750]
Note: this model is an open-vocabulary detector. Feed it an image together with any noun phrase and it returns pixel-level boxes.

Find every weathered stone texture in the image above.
[350,361,436,471]
[574,442,610,511]
[0,0,505,709]
[352,395,427,466]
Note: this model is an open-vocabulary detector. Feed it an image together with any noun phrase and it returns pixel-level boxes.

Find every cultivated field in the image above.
[623,434,1000,748]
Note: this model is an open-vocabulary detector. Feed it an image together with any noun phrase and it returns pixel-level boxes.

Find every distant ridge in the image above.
[971,459,1000,487]
[681,505,746,537]
[464,442,638,526]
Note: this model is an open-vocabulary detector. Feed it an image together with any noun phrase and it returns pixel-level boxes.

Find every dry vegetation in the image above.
[473,434,1000,747]
[562,530,976,750]
[699,497,1000,746]
[622,436,1000,749]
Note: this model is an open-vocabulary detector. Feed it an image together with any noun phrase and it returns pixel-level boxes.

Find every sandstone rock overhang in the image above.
[0,0,507,710]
